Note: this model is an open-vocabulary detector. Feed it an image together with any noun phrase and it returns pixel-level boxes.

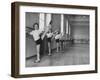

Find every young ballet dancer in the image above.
[63,33,67,48]
[29,23,50,63]
[46,29,53,55]
[54,31,61,53]
[59,33,64,51]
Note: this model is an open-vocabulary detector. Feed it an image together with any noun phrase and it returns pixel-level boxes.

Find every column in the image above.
[61,14,64,34]
[46,13,52,27]
[39,13,45,31]
[68,23,71,39]
[66,19,69,34]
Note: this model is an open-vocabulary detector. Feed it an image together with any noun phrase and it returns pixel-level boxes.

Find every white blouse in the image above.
[46,33,53,38]
[30,30,42,41]
[55,34,61,39]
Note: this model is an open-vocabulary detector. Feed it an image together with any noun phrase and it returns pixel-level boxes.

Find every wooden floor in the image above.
[26,44,89,67]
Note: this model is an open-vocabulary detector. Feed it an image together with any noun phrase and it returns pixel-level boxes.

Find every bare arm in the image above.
[52,33,57,39]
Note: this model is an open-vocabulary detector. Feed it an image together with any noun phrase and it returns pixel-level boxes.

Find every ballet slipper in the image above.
[48,53,52,56]
[34,59,40,63]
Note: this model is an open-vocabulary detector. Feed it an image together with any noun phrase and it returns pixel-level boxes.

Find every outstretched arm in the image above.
[52,32,57,40]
